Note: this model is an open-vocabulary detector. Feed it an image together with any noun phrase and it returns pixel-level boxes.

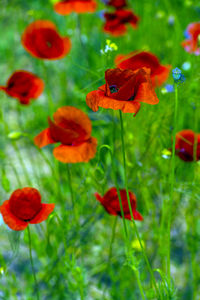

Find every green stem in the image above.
[193,133,198,163]
[191,97,198,299]
[167,83,178,278]
[76,15,88,63]
[102,217,118,299]
[112,111,128,239]
[119,110,160,299]
[40,61,54,115]
[66,164,75,208]
[107,217,118,267]
[134,268,146,300]
[55,213,68,252]
[27,226,40,300]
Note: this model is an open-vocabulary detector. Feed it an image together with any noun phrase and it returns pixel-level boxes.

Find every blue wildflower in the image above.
[165,84,174,92]
[172,68,185,84]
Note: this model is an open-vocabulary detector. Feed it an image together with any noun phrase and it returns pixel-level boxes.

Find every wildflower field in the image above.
[0,0,200,299]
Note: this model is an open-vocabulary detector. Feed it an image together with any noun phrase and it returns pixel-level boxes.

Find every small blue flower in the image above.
[172,68,185,84]
[165,84,174,92]
[98,10,106,20]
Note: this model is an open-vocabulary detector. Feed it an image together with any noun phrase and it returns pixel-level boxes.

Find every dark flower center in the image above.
[128,95,135,101]
[8,81,15,89]
[109,85,119,93]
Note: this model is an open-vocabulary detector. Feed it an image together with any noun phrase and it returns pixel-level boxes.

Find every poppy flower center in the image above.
[109,85,119,93]
[32,28,65,59]
[178,148,193,161]
[9,188,42,221]
[128,95,135,101]
[8,81,15,89]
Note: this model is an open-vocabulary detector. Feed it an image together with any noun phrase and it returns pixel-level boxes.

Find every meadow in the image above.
[0,0,200,299]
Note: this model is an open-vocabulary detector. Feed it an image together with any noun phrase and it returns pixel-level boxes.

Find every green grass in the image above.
[0,0,200,299]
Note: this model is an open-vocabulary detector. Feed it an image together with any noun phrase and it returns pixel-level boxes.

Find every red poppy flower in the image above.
[115,51,171,87]
[0,71,44,105]
[0,188,55,231]
[34,106,97,163]
[103,9,139,36]
[95,187,143,221]
[54,0,97,15]
[86,68,159,116]
[106,0,127,9]
[21,20,71,60]
[182,22,200,55]
[175,130,200,162]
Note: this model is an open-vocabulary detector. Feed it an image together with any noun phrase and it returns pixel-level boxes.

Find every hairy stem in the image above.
[167,83,178,278]
[119,110,160,299]
[27,226,40,300]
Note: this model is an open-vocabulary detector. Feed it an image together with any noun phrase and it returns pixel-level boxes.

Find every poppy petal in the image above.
[94,193,103,203]
[48,117,81,145]
[115,69,147,101]
[175,130,200,162]
[29,203,55,224]
[103,22,127,36]
[63,37,72,57]
[3,71,44,105]
[95,187,143,221]
[107,0,127,9]
[53,137,97,163]
[182,22,200,54]
[86,90,141,115]
[9,188,42,221]
[34,128,56,148]
[115,51,171,87]
[132,210,143,221]
[103,9,139,36]
[105,68,134,89]
[22,20,71,60]
[151,65,171,87]
[134,68,159,104]
[54,0,97,15]
[53,106,92,139]
[0,200,28,231]
[0,86,6,91]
